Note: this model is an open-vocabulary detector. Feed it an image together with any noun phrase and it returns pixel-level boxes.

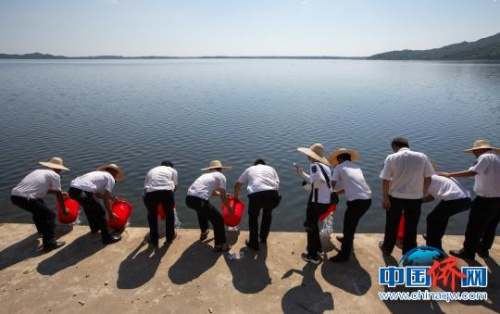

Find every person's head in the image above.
[98,164,124,181]
[161,160,174,168]
[39,157,69,173]
[104,167,118,178]
[336,153,352,164]
[391,137,410,152]
[462,139,499,158]
[472,148,491,158]
[201,160,231,173]
[253,159,266,166]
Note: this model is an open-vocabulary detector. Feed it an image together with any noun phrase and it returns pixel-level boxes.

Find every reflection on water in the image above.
[1,59,499,233]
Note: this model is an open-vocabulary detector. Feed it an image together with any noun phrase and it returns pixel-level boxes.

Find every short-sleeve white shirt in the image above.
[187,171,227,200]
[470,151,500,197]
[237,164,279,195]
[11,169,62,199]
[331,161,372,201]
[310,162,332,204]
[379,148,435,199]
[426,175,469,201]
[144,166,178,193]
[70,171,116,194]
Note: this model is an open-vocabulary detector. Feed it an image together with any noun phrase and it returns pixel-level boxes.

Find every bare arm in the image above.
[49,190,68,215]
[233,182,242,200]
[422,195,435,203]
[437,170,476,178]
[423,176,431,194]
[218,188,233,214]
[382,179,391,210]
[103,190,118,220]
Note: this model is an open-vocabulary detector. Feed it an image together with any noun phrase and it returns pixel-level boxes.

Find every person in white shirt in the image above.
[143,161,178,247]
[234,159,281,251]
[186,160,234,252]
[423,172,471,251]
[379,137,435,255]
[327,148,372,262]
[10,157,69,252]
[438,139,500,259]
[69,164,124,245]
[296,143,332,264]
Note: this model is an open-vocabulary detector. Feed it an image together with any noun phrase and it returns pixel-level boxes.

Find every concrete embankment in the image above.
[0,223,498,313]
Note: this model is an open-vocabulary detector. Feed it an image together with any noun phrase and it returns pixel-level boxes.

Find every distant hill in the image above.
[0,54,353,60]
[370,33,500,60]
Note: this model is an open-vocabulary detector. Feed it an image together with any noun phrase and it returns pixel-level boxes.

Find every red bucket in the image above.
[157,203,177,220]
[108,199,133,230]
[57,198,79,224]
[397,212,405,240]
[319,203,337,221]
[222,196,245,227]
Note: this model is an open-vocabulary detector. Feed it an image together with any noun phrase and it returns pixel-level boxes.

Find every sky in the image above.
[0,0,499,57]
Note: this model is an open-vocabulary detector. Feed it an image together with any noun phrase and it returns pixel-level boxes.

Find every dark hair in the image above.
[161,161,174,168]
[253,159,266,165]
[337,153,351,162]
[391,137,410,149]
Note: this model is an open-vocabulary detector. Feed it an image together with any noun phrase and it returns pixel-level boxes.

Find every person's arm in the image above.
[233,181,243,200]
[103,190,118,220]
[218,188,233,215]
[48,190,68,215]
[423,176,431,194]
[437,170,476,178]
[296,167,310,180]
[422,195,435,203]
[382,179,391,210]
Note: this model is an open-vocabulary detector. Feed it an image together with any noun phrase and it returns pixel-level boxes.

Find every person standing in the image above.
[234,158,281,251]
[423,170,471,252]
[296,143,332,264]
[11,157,70,252]
[143,161,178,247]
[327,148,372,262]
[186,160,234,252]
[438,139,500,259]
[379,137,435,255]
[69,164,123,245]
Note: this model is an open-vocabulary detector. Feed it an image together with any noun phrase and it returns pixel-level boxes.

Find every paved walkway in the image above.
[0,223,498,313]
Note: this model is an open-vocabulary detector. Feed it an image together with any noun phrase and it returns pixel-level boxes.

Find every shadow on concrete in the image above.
[168,239,221,285]
[281,263,334,314]
[0,233,40,271]
[321,252,372,295]
[117,240,169,289]
[37,233,104,276]
[223,245,271,294]
[225,228,240,246]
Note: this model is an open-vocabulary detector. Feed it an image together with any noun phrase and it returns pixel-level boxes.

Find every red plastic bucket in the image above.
[157,203,177,220]
[57,198,79,224]
[222,196,245,227]
[397,212,405,240]
[108,199,133,230]
[319,203,337,221]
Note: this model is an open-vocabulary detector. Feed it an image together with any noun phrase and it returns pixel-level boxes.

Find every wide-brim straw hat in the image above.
[462,139,500,154]
[39,157,69,171]
[297,143,331,166]
[328,148,360,165]
[98,163,125,181]
[201,160,232,172]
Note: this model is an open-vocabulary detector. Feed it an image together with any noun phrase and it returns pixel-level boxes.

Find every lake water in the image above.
[0,59,499,234]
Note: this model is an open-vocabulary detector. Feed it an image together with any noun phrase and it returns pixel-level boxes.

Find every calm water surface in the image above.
[1,59,499,233]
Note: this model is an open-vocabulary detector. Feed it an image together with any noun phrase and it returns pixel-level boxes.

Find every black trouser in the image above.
[426,197,471,251]
[382,196,422,254]
[304,201,330,258]
[143,190,176,243]
[340,199,371,256]
[463,196,500,255]
[10,195,56,247]
[69,187,114,241]
[248,190,280,246]
[185,195,226,246]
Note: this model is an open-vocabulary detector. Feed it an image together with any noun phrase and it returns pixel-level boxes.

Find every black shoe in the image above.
[245,240,260,251]
[260,238,267,245]
[301,253,320,264]
[167,232,177,244]
[329,253,349,263]
[449,249,475,260]
[147,238,159,247]
[477,248,490,259]
[43,241,65,252]
[379,241,391,255]
[103,235,121,245]
[336,236,344,243]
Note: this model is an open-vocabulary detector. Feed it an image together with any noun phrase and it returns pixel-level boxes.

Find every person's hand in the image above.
[63,207,69,215]
[382,197,391,211]
[62,191,69,198]
[437,171,450,178]
[109,212,118,220]
[296,167,304,175]
[233,194,239,201]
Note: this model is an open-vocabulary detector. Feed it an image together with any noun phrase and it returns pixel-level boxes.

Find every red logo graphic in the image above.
[427,256,466,291]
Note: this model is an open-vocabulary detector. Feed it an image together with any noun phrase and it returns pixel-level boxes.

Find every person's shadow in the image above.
[0,233,40,271]
[117,240,169,289]
[223,244,271,294]
[37,233,104,276]
[281,263,334,314]
[321,251,372,295]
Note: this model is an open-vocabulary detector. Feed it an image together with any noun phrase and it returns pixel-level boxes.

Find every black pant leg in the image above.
[85,194,112,241]
[162,191,176,241]
[340,199,371,255]
[144,192,160,243]
[186,196,209,233]
[463,197,495,255]
[11,196,43,234]
[305,202,329,258]
[478,198,500,251]
[29,198,56,246]
[248,193,262,246]
[70,188,100,233]
[260,191,277,243]
[402,199,421,254]
[203,201,226,246]
[383,196,404,253]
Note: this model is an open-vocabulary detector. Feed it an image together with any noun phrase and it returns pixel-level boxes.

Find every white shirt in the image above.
[309,162,332,204]
[144,166,178,193]
[187,171,227,200]
[332,161,372,201]
[237,164,279,195]
[379,148,435,199]
[427,175,469,201]
[470,151,500,197]
[70,171,115,194]
[11,169,61,199]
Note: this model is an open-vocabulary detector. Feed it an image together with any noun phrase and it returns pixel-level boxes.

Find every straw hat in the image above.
[297,143,331,166]
[98,163,124,180]
[39,157,69,171]
[328,148,360,165]
[462,139,500,154]
[201,160,232,172]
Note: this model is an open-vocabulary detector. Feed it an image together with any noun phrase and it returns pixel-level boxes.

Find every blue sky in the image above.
[0,0,499,56]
